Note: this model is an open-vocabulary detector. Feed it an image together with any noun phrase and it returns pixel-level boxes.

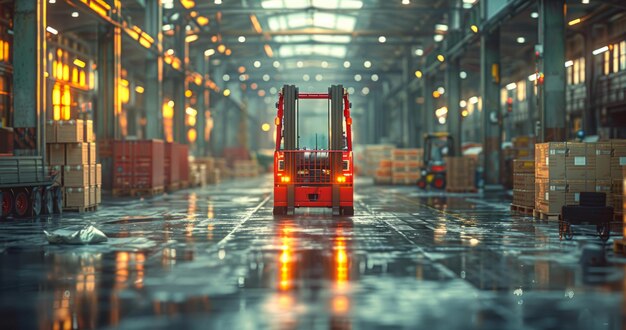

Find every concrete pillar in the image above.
[539,0,566,142]
[422,75,433,140]
[144,0,163,139]
[481,27,501,185]
[95,24,121,140]
[446,0,462,155]
[195,55,207,156]
[401,54,411,147]
[13,0,46,157]
[173,23,188,143]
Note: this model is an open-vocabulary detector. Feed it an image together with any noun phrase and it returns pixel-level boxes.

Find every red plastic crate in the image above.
[178,143,189,183]
[164,142,180,187]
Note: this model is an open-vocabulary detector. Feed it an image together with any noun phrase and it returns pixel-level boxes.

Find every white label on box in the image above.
[574,156,586,166]
[620,157,626,166]
[575,193,580,202]
[546,157,549,165]
[550,150,555,155]
[550,185,555,191]
[545,192,549,201]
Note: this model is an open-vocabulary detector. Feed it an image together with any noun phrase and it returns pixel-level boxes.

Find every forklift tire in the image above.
[417,179,427,190]
[431,175,446,190]
[1,190,12,218]
[340,206,354,216]
[53,186,63,214]
[14,189,30,218]
[31,187,42,217]
[43,188,54,215]
[273,206,287,216]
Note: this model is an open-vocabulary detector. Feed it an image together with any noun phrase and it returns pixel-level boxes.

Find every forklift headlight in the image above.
[281,176,291,183]
[421,170,427,176]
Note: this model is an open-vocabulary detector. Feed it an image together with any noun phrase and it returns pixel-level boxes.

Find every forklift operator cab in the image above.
[273,85,354,216]
[417,133,454,190]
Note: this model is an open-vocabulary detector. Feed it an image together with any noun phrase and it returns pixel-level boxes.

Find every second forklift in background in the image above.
[417,132,454,190]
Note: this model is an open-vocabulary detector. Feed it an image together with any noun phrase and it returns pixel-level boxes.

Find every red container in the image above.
[113,140,164,190]
[164,142,180,187]
[178,144,189,183]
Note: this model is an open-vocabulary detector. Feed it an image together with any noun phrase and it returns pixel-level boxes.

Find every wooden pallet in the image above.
[130,186,164,197]
[533,210,560,221]
[614,239,626,254]
[112,188,131,197]
[165,182,180,192]
[64,205,98,213]
[510,204,534,215]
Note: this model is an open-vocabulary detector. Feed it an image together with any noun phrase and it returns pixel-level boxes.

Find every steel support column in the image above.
[195,55,207,156]
[422,75,433,141]
[173,23,188,144]
[96,24,121,140]
[446,0,462,155]
[401,54,411,147]
[144,0,163,139]
[539,0,566,142]
[13,0,46,157]
[481,27,501,185]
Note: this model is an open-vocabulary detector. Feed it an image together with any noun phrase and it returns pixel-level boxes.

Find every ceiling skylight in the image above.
[278,45,347,58]
[262,0,363,9]
[267,13,356,31]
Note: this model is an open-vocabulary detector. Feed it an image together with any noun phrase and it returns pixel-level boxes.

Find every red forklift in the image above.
[273,85,354,216]
[416,132,454,190]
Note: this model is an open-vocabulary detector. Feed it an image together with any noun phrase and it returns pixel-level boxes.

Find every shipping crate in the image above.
[595,141,612,180]
[57,119,84,143]
[64,187,89,208]
[66,143,89,165]
[164,142,181,188]
[46,120,57,143]
[96,163,102,185]
[610,140,626,179]
[132,140,165,189]
[63,165,89,187]
[89,164,96,186]
[535,179,595,215]
[446,156,476,192]
[95,185,102,204]
[88,142,97,164]
[84,120,94,143]
[47,143,65,165]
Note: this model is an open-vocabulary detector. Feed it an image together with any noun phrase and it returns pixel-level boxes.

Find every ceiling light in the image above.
[459,71,467,79]
[530,12,539,19]
[434,34,444,42]
[238,36,246,42]
[166,49,175,55]
[215,0,222,4]
[270,87,278,94]
[354,74,362,82]
[135,86,145,94]
[71,11,79,18]
[303,74,310,81]
[414,70,423,78]
[223,89,230,96]
[273,61,281,68]
[435,24,448,32]
[506,82,517,90]
[362,87,370,95]
[321,61,328,68]
[593,46,609,55]
[239,74,247,81]
[315,74,323,81]
[163,24,174,31]
[371,74,379,81]
[49,0,56,3]
[204,49,215,57]
[437,87,445,94]
[223,74,230,81]
[565,60,574,67]
[438,117,446,125]
[73,59,86,68]
[517,37,525,43]
[568,18,581,26]
[528,73,537,81]
[378,36,386,43]
[470,25,478,33]
[46,26,58,35]
[582,0,589,4]
[463,0,477,3]
[185,34,198,43]
[414,48,424,56]
[343,61,351,68]
[254,60,261,68]
[469,96,479,104]
[437,54,445,62]
[402,0,410,4]
[364,60,372,68]
[460,100,467,107]
[263,74,270,81]
[297,61,304,68]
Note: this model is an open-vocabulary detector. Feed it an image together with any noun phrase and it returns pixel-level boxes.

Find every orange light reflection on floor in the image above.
[279,225,293,291]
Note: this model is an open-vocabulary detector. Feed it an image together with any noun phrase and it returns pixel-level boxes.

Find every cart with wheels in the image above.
[0,156,62,218]
[559,192,615,242]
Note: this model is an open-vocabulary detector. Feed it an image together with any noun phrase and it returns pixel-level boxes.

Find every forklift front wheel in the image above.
[273,206,287,216]
[432,175,446,190]
[417,179,427,190]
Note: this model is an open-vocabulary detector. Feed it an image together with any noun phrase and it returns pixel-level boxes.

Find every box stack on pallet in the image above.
[374,159,392,184]
[194,157,221,185]
[391,148,423,185]
[215,158,230,180]
[363,144,394,177]
[597,140,626,219]
[511,159,535,215]
[512,136,535,159]
[445,156,477,192]
[112,140,164,197]
[534,142,596,220]
[613,170,626,253]
[46,119,102,212]
[233,159,260,178]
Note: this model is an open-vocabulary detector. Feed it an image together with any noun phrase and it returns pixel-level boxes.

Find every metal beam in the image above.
[481,27,501,186]
[190,5,449,14]
[198,28,434,37]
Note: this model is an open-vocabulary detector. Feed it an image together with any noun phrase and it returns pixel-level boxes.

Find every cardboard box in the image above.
[595,141,612,180]
[513,159,535,174]
[535,142,566,179]
[89,164,96,185]
[47,144,65,165]
[88,142,97,164]
[89,186,96,206]
[64,187,89,208]
[57,119,84,143]
[513,173,535,191]
[45,120,57,143]
[96,163,102,185]
[84,120,94,143]
[95,185,102,204]
[63,165,89,187]
[66,142,89,165]
[565,142,595,180]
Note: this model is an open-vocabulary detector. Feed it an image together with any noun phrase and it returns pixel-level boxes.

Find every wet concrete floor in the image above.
[1,176,626,329]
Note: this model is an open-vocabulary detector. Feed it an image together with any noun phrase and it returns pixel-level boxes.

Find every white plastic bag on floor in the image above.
[44,225,108,244]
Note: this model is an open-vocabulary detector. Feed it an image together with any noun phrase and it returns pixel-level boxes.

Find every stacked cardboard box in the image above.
[374,159,392,184]
[233,159,260,177]
[190,163,207,187]
[46,119,102,210]
[363,144,394,177]
[534,142,596,215]
[445,156,476,192]
[512,136,535,159]
[214,158,230,180]
[391,148,423,185]
[512,159,535,209]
